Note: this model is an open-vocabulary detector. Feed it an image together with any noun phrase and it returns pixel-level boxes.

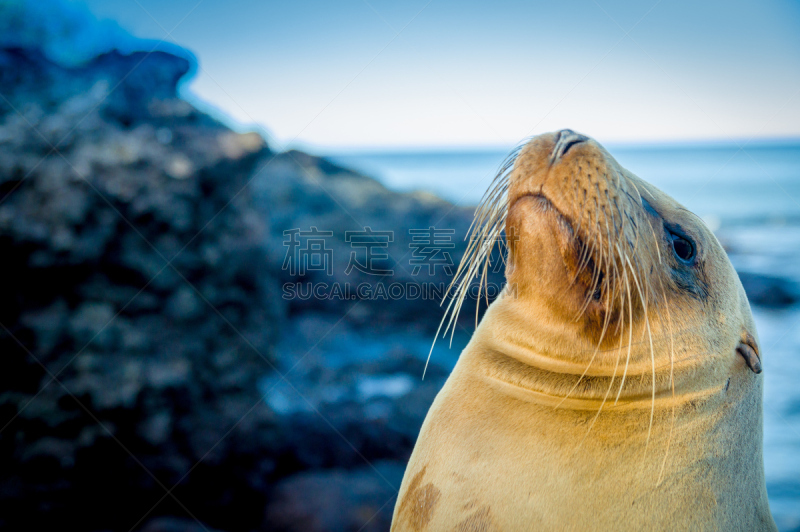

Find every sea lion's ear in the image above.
[737,333,762,374]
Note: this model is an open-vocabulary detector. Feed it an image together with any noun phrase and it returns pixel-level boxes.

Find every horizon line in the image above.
[182,93,800,156]
[297,136,800,156]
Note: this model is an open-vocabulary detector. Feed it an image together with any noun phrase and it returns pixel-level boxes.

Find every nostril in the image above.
[550,130,589,163]
[560,137,585,158]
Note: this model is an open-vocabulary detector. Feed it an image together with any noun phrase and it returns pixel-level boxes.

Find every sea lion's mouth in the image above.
[507,193,574,245]
[509,193,607,307]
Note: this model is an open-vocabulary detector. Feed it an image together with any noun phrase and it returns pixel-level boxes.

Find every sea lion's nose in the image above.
[551,129,589,163]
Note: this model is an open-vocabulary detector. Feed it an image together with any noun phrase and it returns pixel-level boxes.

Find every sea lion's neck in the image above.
[464,294,723,411]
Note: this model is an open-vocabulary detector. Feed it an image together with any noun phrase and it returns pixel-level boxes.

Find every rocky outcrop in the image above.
[0,5,536,532]
[0,38,471,531]
[264,461,405,532]
[738,271,800,309]
[254,149,504,329]
[0,46,284,531]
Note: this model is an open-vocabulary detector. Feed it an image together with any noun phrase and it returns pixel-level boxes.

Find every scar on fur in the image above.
[455,505,495,532]
[397,466,441,530]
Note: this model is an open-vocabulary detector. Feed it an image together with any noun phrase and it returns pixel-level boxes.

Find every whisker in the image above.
[614,245,635,405]
[426,144,523,376]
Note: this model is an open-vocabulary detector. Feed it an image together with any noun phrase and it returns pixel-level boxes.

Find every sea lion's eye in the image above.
[669,231,695,263]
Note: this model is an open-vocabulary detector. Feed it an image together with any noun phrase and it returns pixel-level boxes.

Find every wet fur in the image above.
[393,131,776,531]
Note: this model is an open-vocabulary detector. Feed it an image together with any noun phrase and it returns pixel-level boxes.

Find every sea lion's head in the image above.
[446,130,761,406]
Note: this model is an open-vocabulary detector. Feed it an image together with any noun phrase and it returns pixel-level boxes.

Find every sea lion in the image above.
[391,130,777,531]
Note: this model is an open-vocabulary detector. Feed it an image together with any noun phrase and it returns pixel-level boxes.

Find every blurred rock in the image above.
[738,271,800,308]
[0,7,498,532]
[254,149,504,329]
[264,461,405,532]
[265,345,447,474]
[0,0,194,69]
[0,44,283,531]
[140,516,223,532]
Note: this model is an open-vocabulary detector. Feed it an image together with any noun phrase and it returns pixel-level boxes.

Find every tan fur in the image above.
[391,131,776,531]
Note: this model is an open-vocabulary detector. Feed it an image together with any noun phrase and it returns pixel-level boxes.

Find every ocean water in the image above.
[329,141,800,224]
[328,141,800,529]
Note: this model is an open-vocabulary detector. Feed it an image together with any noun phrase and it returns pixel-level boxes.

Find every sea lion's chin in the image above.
[506,194,605,321]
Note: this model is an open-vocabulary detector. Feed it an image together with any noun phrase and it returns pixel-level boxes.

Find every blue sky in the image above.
[78,0,800,150]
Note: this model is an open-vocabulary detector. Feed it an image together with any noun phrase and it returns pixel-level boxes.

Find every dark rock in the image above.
[253,150,506,331]
[738,271,800,308]
[261,315,449,477]
[0,41,283,532]
[264,461,405,532]
[0,7,498,532]
[140,516,223,532]
[164,286,203,321]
